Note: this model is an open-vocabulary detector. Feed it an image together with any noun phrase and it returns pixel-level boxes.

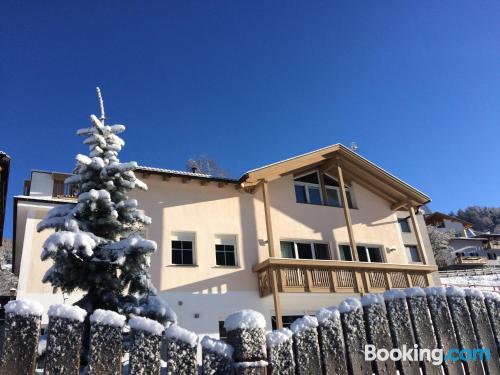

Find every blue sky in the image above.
[1,1,499,238]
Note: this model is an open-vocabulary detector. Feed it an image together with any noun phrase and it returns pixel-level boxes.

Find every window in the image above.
[324,175,354,208]
[271,315,303,330]
[398,218,411,233]
[339,245,384,263]
[218,321,227,341]
[280,241,330,260]
[339,245,353,261]
[294,172,322,205]
[406,245,421,263]
[171,232,195,265]
[215,235,237,266]
[487,253,498,260]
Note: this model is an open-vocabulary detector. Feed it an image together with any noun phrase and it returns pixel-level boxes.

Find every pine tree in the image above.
[37,88,175,333]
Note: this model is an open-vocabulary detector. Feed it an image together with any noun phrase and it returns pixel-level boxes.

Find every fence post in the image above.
[383,290,419,375]
[404,288,441,375]
[361,294,397,374]
[44,304,87,375]
[465,288,500,374]
[316,307,347,375]
[266,329,295,375]
[340,297,371,375]
[164,324,198,374]
[446,286,484,375]
[128,316,164,375]
[290,315,322,375]
[0,299,42,375]
[88,309,125,375]
[425,287,463,375]
[225,310,267,375]
[201,336,234,375]
[484,292,500,352]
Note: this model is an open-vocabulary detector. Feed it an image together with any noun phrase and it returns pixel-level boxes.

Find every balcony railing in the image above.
[455,255,487,265]
[486,241,500,250]
[253,258,437,297]
[52,180,78,199]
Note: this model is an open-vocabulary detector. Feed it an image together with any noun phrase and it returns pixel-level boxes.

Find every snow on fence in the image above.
[0,287,499,374]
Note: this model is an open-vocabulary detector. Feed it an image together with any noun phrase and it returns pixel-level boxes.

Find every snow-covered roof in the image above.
[137,166,240,183]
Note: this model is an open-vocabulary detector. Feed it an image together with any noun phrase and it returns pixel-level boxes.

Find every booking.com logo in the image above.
[365,344,491,366]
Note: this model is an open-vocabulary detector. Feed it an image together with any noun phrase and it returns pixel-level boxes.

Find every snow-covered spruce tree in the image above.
[37,88,174,334]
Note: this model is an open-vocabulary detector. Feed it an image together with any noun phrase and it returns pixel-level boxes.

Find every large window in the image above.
[405,245,421,263]
[294,172,322,205]
[398,218,411,233]
[323,175,354,208]
[338,244,384,263]
[171,232,195,265]
[280,241,330,260]
[294,172,354,208]
[215,235,237,266]
[271,315,303,330]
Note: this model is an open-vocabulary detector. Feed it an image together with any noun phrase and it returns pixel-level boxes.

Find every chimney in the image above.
[191,166,197,173]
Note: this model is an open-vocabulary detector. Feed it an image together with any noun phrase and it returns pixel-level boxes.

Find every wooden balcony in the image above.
[253,258,438,297]
[486,241,500,250]
[455,255,487,265]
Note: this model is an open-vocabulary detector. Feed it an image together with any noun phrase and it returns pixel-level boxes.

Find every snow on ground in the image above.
[440,273,500,293]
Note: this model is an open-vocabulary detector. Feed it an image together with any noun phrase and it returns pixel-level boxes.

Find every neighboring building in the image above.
[0,151,11,245]
[425,212,500,266]
[13,144,438,335]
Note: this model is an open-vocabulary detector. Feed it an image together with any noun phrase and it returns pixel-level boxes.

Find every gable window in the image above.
[215,235,237,266]
[294,172,322,205]
[398,218,411,233]
[338,244,384,263]
[405,245,421,263]
[280,241,330,260]
[324,175,354,208]
[171,232,195,265]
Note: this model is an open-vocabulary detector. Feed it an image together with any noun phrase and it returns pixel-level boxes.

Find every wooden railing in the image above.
[254,258,438,297]
[486,241,500,250]
[455,255,487,265]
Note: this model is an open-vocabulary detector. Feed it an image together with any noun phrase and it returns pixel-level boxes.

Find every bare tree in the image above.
[186,155,227,177]
[0,238,12,270]
[427,226,454,268]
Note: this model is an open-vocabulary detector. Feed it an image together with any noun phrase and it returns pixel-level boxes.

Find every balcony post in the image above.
[335,162,359,262]
[262,180,276,257]
[407,203,429,265]
[271,268,283,329]
[262,180,282,328]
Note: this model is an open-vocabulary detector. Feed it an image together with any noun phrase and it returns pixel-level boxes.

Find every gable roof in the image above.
[424,212,473,228]
[241,144,430,207]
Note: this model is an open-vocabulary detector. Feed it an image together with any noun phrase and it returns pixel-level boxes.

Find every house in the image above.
[13,144,438,335]
[0,151,10,245]
[425,212,500,266]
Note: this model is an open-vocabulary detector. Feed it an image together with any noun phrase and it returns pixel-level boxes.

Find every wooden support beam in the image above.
[335,163,359,261]
[391,200,408,211]
[262,180,276,257]
[181,177,190,184]
[270,268,283,329]
[408,204,429,265]
[217,181,227,188]
[161,175,170,181]
[200,180,208,186]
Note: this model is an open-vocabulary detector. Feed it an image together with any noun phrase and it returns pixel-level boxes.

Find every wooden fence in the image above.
[0,285,499,374]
